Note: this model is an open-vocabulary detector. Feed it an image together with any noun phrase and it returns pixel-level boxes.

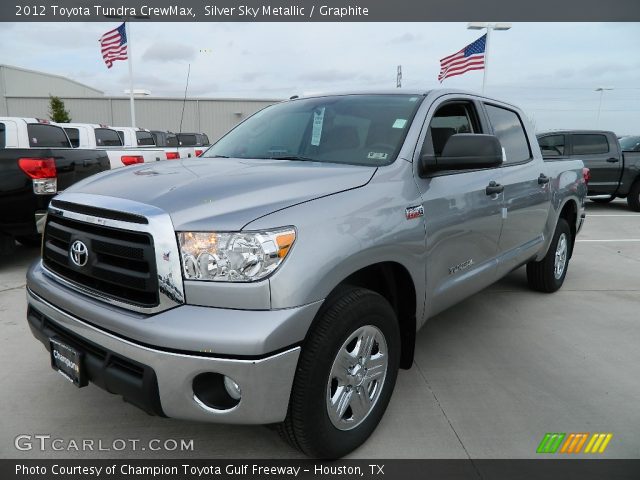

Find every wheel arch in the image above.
[312,262,418,370]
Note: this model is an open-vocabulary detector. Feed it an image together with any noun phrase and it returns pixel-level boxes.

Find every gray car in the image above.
[26,89,587,458]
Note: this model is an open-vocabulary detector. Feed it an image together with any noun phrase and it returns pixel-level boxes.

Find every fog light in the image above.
[192,372,240,410]
[224,376,242,400]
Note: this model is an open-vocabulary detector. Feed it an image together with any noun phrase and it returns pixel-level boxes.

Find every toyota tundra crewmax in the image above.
[26,90,588,458]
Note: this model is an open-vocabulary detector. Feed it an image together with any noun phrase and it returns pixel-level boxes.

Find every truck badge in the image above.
[405,205,424,220]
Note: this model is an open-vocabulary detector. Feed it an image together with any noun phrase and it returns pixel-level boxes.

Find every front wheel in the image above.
[526,218,571,293]
[278,287,400,458]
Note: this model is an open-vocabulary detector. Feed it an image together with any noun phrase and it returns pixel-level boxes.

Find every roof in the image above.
[293,88,523,110]
[537,129,616,136]
[0,64,104,95]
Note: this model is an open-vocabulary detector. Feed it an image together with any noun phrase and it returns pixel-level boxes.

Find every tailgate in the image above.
[50,149,110,190]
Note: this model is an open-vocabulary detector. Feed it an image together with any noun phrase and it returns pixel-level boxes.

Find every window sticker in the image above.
[367,152,388,160]
[311,107,325,146]
[409,97,419,102]
[392,119,407,129]
[32,137,38,144]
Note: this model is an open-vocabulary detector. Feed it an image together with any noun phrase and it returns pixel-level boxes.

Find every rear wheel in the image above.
[627,181,640,212]
[278,286,400,458]
[526,218,571,293]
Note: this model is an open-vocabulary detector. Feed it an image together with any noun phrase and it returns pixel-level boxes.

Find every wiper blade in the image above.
[208,154,229,158]
[269,155,317,162]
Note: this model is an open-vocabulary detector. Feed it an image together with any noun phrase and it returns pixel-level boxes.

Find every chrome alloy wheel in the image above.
[326,325,388,430]
[554,233,568,279]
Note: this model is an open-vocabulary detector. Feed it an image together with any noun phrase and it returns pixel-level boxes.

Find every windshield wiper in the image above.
[269,155,317,162]
[208,154,229,158]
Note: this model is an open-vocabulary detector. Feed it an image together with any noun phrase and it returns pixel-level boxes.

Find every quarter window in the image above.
[571,134,609,155]
[485,104,531,164]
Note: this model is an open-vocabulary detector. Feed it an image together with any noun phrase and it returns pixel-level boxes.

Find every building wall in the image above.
[2,96,279,142]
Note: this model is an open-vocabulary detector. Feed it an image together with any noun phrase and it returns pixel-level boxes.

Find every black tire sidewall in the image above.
[290,288,401,458]
[545,218,571,290]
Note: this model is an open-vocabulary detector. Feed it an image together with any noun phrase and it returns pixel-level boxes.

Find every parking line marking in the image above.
[587,214,640,217]
[576,239,640,242]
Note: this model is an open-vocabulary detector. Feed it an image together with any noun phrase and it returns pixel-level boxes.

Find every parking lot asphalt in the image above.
[1,200,638,460]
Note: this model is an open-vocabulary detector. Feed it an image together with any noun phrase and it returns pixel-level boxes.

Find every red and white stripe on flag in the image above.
[100,23,128,69]
[438,34,486,82]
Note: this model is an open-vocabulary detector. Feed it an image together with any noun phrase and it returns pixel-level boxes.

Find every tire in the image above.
[627,181,640,212]
[16,235,42,248]
[590,197,614,204]
[278,286,401,458]
[526,218,571,293]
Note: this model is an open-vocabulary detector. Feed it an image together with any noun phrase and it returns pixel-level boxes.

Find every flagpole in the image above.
[467,23,511,95]
[481,26,492,95]
[125,21,136,127]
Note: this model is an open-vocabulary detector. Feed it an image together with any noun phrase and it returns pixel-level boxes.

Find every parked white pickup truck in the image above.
[112,126,170,159]
[60,123,164,169]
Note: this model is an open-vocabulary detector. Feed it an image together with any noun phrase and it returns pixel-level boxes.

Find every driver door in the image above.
[413,96,504,317]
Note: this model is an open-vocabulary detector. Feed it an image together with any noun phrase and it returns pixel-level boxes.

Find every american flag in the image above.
[100,23,128,69]
[438,34,486,82]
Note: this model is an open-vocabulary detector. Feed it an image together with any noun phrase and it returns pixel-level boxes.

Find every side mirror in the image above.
[420,134,503,176]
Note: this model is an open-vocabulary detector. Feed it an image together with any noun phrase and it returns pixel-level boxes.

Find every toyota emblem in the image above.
[69,240,89,267]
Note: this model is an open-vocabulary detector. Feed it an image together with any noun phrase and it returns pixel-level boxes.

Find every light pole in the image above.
[595,87,613,128]
[467,22,512,94]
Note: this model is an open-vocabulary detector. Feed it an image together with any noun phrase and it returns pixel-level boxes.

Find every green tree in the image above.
[48,95,72,123]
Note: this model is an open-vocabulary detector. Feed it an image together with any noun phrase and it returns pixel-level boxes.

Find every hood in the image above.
[65,158,376,231]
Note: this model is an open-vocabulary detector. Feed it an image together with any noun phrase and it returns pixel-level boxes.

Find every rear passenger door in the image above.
[569,133,621,195]
[413,96,504,315]
[483,103,551,274]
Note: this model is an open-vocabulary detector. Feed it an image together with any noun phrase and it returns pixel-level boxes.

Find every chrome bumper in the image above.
[27,289,300,424]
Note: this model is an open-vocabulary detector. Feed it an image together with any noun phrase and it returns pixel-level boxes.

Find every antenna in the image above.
[178,63,191,138]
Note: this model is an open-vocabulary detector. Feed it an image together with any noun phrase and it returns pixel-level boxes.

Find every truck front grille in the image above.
[42,212,159,308]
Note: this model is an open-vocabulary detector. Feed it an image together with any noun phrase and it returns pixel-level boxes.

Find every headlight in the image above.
[177,228,296,282]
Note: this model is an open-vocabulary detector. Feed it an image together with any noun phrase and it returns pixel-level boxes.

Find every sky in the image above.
[1,22,639,134]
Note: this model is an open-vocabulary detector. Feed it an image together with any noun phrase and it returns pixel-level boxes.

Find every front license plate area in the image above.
[50,337,87,388]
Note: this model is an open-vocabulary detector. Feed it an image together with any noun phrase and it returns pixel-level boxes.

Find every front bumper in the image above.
[27,288,300,424]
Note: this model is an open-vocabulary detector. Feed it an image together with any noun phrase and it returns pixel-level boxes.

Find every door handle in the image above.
[606,157,619,163]
[486,181,504,195]
[538,174,550,185]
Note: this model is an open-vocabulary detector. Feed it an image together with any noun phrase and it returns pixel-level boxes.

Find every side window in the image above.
[426,102,479,156]
[27,124,71,148]
[95,128,123,147]
[166,134,179,147]
[116,130,125,145]
[538,135,566,157]
[485,104,531,164]
[177,134,197,146]
[0,123,5,149]
[64,128,80,148]
[136,131,156,146]
[571,134,609,155]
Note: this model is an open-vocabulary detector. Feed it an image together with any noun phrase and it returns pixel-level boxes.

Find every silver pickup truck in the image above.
[26,90,587,458]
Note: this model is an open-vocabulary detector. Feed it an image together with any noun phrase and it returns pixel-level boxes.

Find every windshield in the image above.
[619,136,640,152]
[202,94,424,166]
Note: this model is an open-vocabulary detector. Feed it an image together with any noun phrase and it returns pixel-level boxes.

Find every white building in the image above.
[0,64,279,142]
